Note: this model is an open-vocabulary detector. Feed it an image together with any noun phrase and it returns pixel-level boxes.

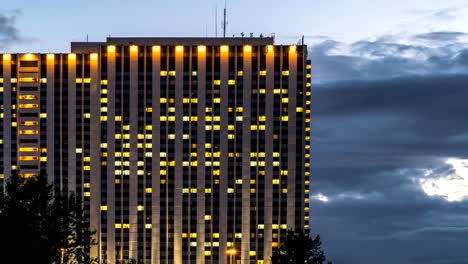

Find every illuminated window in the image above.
[19,104,38,109]
[19,130,38,135]
[282,70,289,76]
[100,205,108,211]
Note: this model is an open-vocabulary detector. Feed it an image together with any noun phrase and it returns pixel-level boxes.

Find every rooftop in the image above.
[71,37,276,53]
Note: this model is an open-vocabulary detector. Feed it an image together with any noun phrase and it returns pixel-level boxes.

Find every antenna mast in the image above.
[223,0,227,38]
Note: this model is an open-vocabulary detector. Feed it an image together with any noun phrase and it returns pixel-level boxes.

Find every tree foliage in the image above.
[271,229,331,264]
[0,172,96,263]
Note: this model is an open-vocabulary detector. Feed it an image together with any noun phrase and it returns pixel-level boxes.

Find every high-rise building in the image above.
[0,37,311,264]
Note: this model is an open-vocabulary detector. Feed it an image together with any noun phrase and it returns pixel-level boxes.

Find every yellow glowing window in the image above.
[122,224,130,229]
[306,82,311,88]
[282,70,289,76]
[84,78,91,83]
[213,80,221,85]
[100,116,107,121]
[236,116,243,122]
[137,205,144,211]
[204,215,212,220]
[19,147,38,152]
[198,45,206,53]
[227,188,234,193]
[228,134,235,139]
[11,78,17,83]
[272,224,279,229]
[160,71,168,76]
[249,251,256,256]
[237,71,243,76]
[282,188,288,193]
[90,53,98,60]
[100,205,108,211]
[190,233,197,238]
[100,98,108,103]
[19,130,38,135]
[296,107,303,112]
[40,78,47,83]
[250,125,257,130]
[84,192,91,197]
[115,224,122,229]
[168,116,175,121]
[290,45,297,52]
[204,251,211,256]
[235,233,242,238]
[18,95,38,100]
[100,107,108,112]
[220,45,229,52]
[205,188,212,193]
[19,156,38,161]
[40,113,47,118]
[19,104,38,109]
[259,70,267,76]
[19,77,38,83]
[169,71,176,76]
[281,116,289,121]
[145,224,152,229]
[281,98,289,103]
[21,121,38,126]
[228,79,236,85]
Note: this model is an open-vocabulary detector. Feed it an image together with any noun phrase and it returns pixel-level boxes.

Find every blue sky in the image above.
[2,0,468,52]
[2,1,468,264]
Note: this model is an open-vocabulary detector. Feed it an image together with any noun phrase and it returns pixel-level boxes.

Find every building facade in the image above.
[0,37,311,264]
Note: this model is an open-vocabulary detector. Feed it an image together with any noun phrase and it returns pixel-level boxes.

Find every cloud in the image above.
[0,10,22,49]
[309,32,468,83]
[309,31,468,264]
[414,31,467,42]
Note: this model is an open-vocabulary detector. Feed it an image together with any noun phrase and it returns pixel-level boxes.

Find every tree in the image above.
[271,229,331,264]
[0,172,96,263]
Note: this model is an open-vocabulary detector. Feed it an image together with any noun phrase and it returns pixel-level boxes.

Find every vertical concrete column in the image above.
[151,45,162,264]
[241,45,252,264]
[107,45,117,264]
[129,45,139,259]
[173,45,184,264]
[219,45,229,264]
[196,45,207,264]
[89,52,101,258]
[68,54,77,193]
[287,47,297,229]
[46,54,55,184]
[264,45,275,264]
[3,55,12,181]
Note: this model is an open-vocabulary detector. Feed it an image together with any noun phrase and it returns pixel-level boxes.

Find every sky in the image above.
[2,1,468,263]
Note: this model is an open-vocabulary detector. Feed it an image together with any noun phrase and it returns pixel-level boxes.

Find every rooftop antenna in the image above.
[223,0,227,38]
[215,5,218,37]
[86,34,89,42]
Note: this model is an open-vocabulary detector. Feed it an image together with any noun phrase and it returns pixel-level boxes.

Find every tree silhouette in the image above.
[0,172,96,263]
[271,229,331,264]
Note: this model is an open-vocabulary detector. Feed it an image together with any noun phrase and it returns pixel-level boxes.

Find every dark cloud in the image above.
[310,33,468,83]
[309,31,468,264]
[0,10,22,49]
[414,31,467,42]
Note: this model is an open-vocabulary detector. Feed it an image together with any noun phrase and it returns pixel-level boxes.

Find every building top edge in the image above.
[70,37,277,52]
